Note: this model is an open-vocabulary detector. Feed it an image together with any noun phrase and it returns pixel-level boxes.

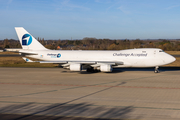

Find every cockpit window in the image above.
[159,50,164,52]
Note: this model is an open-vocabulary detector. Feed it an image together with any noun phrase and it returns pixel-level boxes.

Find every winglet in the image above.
[22,57,34,62]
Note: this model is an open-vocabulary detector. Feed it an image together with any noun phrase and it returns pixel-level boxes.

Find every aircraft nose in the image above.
[172,56,176,62]
[163,55,176,64]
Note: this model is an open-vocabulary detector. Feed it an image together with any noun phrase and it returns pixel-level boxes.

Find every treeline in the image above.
[1,38,180,51]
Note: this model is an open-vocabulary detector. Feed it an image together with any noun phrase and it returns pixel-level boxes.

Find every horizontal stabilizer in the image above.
[4,48,22,52]
[19,50,38,55]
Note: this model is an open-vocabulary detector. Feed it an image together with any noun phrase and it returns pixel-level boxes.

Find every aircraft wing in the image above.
[40,61,68,64]
[22,57,123,65]
[22,57,124,72]
[40,61,123,65]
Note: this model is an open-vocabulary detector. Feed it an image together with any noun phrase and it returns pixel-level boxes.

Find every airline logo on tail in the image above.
[22,34,32,45]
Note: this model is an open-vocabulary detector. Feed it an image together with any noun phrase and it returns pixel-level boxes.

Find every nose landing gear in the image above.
[154,66,159,73]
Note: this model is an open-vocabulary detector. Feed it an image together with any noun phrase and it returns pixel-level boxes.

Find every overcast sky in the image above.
[1,0,180,40]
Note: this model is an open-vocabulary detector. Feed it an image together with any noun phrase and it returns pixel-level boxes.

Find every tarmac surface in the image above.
[0,67,180,120]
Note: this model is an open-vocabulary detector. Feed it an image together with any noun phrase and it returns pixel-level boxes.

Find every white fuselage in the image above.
[26,48,176,68]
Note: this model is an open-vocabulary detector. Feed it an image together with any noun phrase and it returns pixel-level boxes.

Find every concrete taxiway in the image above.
[0,67,180,120]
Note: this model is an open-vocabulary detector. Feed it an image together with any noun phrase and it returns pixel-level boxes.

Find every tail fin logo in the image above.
[22,34,32,45]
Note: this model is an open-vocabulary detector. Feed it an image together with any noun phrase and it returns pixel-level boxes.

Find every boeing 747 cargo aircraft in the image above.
[10,27,176,73]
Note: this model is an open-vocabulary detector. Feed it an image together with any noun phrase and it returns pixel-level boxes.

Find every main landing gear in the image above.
[86,67,100,73]
[154,66,159,73]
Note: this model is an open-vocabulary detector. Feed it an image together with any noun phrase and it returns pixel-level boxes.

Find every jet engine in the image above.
[69,63,82,71]
[100,64,112,72]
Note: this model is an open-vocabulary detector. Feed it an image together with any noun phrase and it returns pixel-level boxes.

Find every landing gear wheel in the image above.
[154,66,159,73]
[154,70,159,73]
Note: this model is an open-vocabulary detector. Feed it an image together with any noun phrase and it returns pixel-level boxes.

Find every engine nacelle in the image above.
[69,64,82,71]
[100,64,112,72]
